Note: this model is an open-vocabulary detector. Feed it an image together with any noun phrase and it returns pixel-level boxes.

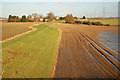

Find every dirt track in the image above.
[51,23,119,78]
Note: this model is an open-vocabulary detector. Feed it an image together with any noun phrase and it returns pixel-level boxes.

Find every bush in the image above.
[60,17,65,20]
[104,24,110,26]
[83,16,86,19]
[65,14,75,24]
[83,21,90,24]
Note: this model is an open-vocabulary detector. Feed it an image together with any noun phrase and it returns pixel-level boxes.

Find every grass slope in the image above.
[2,23,60,78]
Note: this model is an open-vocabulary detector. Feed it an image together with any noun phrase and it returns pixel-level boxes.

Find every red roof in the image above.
[27,18,34,20]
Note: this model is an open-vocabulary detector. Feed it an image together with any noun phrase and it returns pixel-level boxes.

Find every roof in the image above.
[27,18,34,20]
[40,17,45,19]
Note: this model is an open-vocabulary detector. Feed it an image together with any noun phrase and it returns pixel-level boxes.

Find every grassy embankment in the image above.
[88,18,119,26]
[2,23,60,78]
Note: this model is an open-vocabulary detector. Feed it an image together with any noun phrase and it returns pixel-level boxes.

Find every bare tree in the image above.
[32,13,38,18]
[47,12,55,22]
[27,15,32,18]
[38,14,43,18]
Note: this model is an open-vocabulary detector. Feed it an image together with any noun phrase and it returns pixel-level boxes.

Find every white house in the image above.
[55,16,60,20]
[40,17,44,22]
[45,19,48,22]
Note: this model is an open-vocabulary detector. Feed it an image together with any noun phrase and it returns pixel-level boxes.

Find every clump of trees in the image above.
[8,15,20,22]
[65,14,74,23]
[8,13,44,22]
[8,15,27,22]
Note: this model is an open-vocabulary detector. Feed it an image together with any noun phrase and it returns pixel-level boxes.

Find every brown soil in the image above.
[1,23,43,43]
[51,23,119,78]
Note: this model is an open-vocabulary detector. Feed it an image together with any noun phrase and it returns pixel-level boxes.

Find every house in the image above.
[45,18,48,22]
[27,18,34,21]
[27,18,34,22]
[40,17,44,22]
[55,16,60,20]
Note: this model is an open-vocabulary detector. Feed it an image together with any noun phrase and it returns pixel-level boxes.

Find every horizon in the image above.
[1,2,118,18]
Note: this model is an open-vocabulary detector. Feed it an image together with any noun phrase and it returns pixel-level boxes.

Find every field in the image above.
[2,23,60,78]
[52,23,119,78]
[2,20,119,78]
[2,22,41,40]
[88,18,119,26]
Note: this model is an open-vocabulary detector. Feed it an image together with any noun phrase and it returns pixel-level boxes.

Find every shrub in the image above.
[83,16,86,19]
[104,24,110,26]
[60,17,65,20]
[65,14,75,24]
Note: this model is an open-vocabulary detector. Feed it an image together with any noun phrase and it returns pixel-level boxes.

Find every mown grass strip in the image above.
[2,23,60,78]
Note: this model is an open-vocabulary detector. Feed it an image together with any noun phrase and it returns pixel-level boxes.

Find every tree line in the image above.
[8,12,86,23]
[8,12,64,22]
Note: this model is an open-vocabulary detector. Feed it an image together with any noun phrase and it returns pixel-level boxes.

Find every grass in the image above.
[53,20,65,23]
[88,18,119,25]
[2,22,41,40]
[2,23,60,78]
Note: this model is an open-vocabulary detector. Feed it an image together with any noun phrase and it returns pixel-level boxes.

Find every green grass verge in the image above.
[2,23,60,78]
[88,18,119,25]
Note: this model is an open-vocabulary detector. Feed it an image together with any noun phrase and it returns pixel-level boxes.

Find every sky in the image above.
[1,0,120,2]
[1,1,119,18]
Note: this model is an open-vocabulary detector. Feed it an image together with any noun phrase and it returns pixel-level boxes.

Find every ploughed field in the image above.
[2,22,40,40]
[52,23,119,78]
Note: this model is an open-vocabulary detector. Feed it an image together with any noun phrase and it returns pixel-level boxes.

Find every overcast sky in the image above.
[1,0,120,2]
[1,0,119,18]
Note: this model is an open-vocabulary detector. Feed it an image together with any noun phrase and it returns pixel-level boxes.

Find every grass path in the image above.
[2,23,60,78]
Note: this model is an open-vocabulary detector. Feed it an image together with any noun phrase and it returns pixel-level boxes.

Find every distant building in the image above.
[27,18,34,21]
[55,16,60,20]
[45,18,48,22]
[27,18,34,20]
[40,17,44,22]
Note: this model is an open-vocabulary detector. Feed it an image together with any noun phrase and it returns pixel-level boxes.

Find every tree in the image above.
[21,15,26,22]
[27,15,32,18]
[60,17,65,20]
[47,12,55,22]
[38,14,43,18]
[65,14,74,23]
[32,13,38,18]
[8,15,12,22]
[83,16,86,19]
